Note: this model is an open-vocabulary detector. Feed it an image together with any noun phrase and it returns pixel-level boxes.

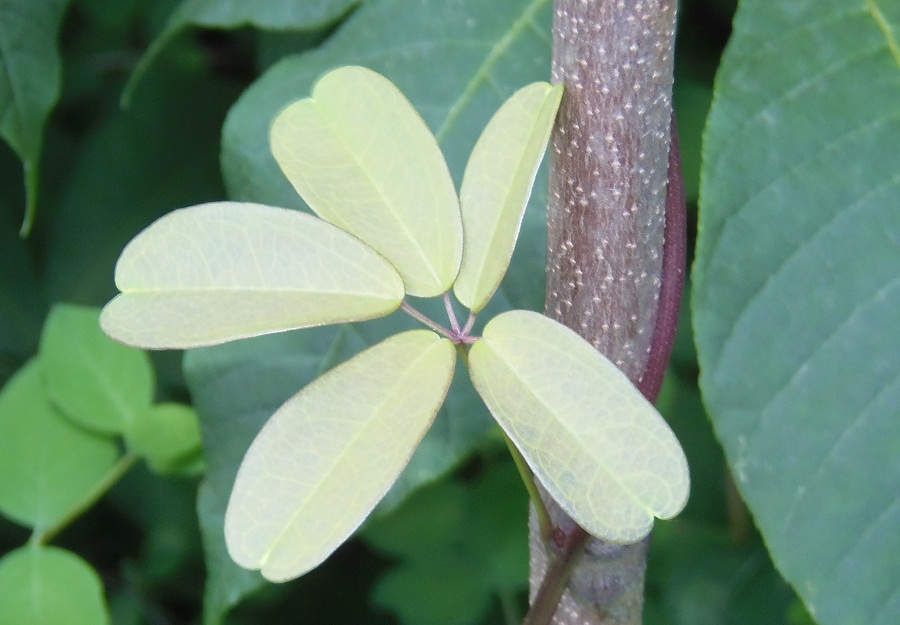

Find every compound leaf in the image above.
[454,82,562,313]
[225,330,456,582]
[270,66,462,297]
[468,310,689,542]
[0,360,119,530]
[100,201,404,349]
[0,545,110,625]
[40,304,154,435]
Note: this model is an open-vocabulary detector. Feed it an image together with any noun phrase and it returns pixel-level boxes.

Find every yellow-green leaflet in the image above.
[100,201,404,349]
[454,82,563,313]
[225,330,456,582]
[468,311,689,543]
[270,66,462,297]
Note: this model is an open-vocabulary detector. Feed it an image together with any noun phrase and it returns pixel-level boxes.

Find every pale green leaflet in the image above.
[101,66,688,582]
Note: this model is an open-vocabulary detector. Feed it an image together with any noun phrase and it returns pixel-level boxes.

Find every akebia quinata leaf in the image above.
[225,330,456,582]
[100,201,404,349]
[270,65,463,297]
[468,310,689,542]
[454,82,563,313]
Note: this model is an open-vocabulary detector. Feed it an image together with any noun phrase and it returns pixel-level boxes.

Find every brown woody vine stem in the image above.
[526,1,683,623]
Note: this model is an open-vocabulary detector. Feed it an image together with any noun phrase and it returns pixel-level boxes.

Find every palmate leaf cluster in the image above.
[100,66,689,583]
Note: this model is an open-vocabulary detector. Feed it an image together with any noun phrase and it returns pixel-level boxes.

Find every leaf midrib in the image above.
[481,338,657,521]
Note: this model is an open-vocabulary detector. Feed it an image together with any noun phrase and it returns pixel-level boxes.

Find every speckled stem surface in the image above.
[531,1,678,624]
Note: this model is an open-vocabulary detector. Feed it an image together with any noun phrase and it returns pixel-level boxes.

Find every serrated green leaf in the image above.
[100,201,404,349]
[469,310,689,543]
[225,330,456,582]
[693,2,900,623]
[126,402,202,474]
[0,360,119,530]
[122,0,359,106]
[0,545,110,625]
[454,82,562,313]
[270,66,462,297]
[40,304,154,435]
[0,0,69,235]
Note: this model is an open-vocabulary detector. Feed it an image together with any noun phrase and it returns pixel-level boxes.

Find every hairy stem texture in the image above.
[529,1,681,624]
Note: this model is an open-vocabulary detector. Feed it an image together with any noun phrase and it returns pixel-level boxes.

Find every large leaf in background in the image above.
[0,0,69,235]
[122,0,360,105]
[0,545,110,625]
[226,330,455,582]
[693,2,900,624]
[271,66,462,297]
[100,202,404,348]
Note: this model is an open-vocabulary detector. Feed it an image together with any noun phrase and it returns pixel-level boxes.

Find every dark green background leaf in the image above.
[42,63,240,307]
[363,461,529,625]
[693,2,900,624]
[123,0,360,104]
[0,0,70,233]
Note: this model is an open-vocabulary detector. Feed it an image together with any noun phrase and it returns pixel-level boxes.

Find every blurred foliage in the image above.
[0,0,815,624]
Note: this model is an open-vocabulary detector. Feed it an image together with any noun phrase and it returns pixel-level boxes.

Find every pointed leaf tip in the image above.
[270,66,462,297]
[100,201,404,349]
[468,310,689,543]
[454,82,563,313]
[225,330,456,582]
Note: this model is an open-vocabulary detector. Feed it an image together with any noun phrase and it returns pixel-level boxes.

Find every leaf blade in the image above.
[454,82,562,313]
[40,304,154,435]
[0,0,69,235]
[270,66,463,297]
[224,329,456,582]
[693,2,900,623]
[0,360,119,530]
[0,545,110,625]
[468,310,688,542]
[125,402,203,474]
[100,201,404,349]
